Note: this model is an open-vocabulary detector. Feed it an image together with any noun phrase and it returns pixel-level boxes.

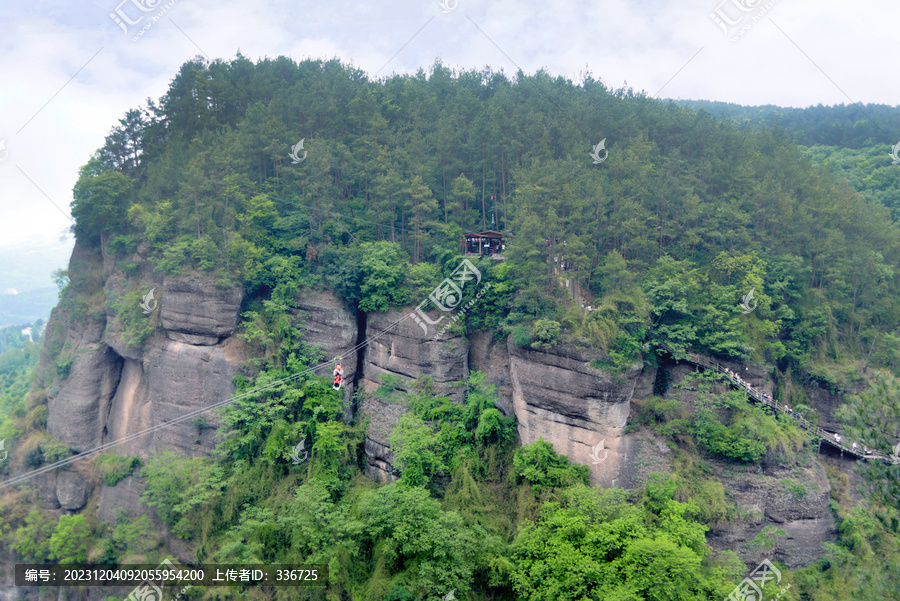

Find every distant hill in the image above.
[0,288,59,326]
[0,237,73,324]
[677,100,900,148]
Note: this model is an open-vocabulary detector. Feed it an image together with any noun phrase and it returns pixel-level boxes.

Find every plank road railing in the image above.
[680,352,893,463]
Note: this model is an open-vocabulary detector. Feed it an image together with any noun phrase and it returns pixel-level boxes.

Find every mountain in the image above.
[0,236,73,324]
[1,57,898,601]
[677,99,900,148]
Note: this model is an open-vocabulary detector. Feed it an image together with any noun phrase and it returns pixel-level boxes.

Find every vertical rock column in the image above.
[507,336,642,487]
[359,307,469,481]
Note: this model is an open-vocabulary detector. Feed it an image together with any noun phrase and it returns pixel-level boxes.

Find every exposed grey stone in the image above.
[35,472,60,509]
[105,336,239,459]
[56,471,90,510]
[468,331,514,416]
[632,363,657,399]
[705,462,836,570]
[363,307,468,399]
[161,274,243,338]
[46,344,122,453]
[359,306,469,477]
[807,379,866,432]
[292,289,359,418]
[165,331,220,345]
[508,335,642,487]
[98,474,146,525]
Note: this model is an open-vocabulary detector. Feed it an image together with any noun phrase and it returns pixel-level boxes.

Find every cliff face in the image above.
[507,336,644,487]
[35,243,847,571]
[629,360,839,569]
[358,307,469,481]
[291,289,359,420]
[46,256,245,460]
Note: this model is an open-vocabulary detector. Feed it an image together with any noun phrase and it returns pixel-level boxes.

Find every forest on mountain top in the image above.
[71,54,900,388]
[2,55,900,600]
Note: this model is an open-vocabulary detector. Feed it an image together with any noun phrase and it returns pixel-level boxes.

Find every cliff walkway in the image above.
[675,352,894,464]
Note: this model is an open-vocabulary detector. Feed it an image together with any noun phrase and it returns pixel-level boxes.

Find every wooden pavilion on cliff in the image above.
[462,230,508,259]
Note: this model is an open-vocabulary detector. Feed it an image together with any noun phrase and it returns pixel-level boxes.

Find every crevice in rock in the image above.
[100,346,126,448]
[352,308,367,414]
[652,360,673,397]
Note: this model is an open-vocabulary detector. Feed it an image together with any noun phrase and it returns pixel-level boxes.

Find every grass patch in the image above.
[94,453,142,487]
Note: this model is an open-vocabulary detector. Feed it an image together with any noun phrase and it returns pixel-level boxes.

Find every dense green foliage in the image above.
[94,453,142,486]
[836,371,900,507]
[511,483,743,600]
[512,438,589,491]
[801,144,900,223]
[4,56,900,600]
[637,371,808,464]
[678,100,899,149]
[0,321,43,474]
[63,55,897,388]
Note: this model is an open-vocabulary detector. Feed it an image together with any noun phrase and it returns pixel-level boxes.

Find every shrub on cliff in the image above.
[512,438,589,492]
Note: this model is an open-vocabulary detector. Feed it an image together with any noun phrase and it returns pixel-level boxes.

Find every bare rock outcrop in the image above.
[35,472,61,509]
[806,378,867,432]
[467,331,514,416]
[361,308,469,398]
[292,289,359,418]
[56,471,90,510]
[97,474,146,524]
[161,274,244,344]
[508,336,643,487]
[104,334,242,458]
[358,307,468,481]
[706,461,836,570]
[42,244,246,462]
[46,343,123,453]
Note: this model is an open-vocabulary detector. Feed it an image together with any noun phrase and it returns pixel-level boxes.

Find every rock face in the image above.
[33,241,854,573]
[56,471,90,510]
[467,331,514,416]
[292,289,359,418]
[705,461,836,570]
[43,243,245,463]
[635,358,839,569]
[103,336,242,457]
[508,336,644,487]
[160,275,244,344]
[361,308,469,398]
[806,379,867,432]
[46,343,123,453]
[358,307,468,481]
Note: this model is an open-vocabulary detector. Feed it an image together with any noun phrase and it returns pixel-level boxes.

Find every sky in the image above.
[0,0,896,255]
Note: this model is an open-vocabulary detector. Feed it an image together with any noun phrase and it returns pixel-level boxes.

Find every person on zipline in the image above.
[333,363,344,390]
